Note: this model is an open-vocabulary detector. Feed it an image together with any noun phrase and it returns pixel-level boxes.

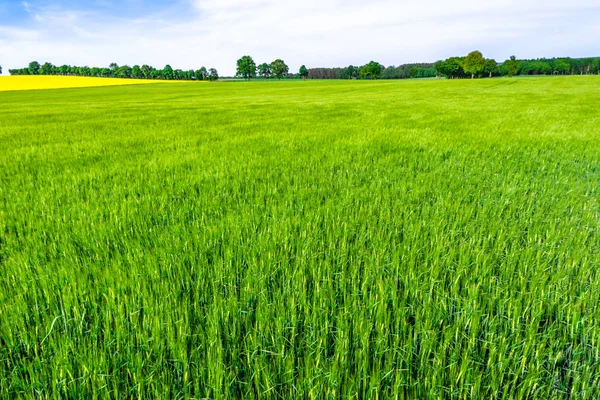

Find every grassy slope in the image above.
[1,77,600,398]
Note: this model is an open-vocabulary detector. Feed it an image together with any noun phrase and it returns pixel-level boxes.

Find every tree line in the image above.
[235,56,309,80]
[237,52,600,81]
[308,63,438,80]
[234,56,437,81]
[434,51,600,79]
[4,53,599,81]
[7,62,219,81]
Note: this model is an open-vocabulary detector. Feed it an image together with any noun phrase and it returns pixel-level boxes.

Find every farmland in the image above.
[1,76,600,398]
[0,76,182,92]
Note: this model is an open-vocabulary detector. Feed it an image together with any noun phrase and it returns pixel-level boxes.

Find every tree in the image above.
[502,56,520,77]
[116,65,132,78]
[132,65,141,79]
[554,59,570,75]
[270,59,289,80]
[29,61,41,75]
[446,58,465,79]
[484,59,499,78]
[463,51,485,78]
[0,65,2,75]
[299,65,308,80]
[236,55,257,80]
[359,61,383,79]
[141,65,152,79]
[258,63,271,78]
[197,67,208,80]
[408,66,419,78]
[208,68,219,81]
[40,62,54,75]
[162,64,174,80]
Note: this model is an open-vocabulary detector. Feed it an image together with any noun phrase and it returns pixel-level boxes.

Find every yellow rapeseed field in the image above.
[0,75,184,92]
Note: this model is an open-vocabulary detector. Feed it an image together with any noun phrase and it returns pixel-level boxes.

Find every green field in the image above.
[1,77,600,398]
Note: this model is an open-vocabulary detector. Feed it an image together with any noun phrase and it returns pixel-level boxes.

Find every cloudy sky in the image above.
[0,0,599,75]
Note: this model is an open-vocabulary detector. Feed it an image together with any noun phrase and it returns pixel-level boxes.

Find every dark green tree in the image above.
[198,67,208,80]
[141,65,152,79]
[408,66,419,78]
[29,61,41,75]
[236,55,257,80]
[132,65,141,79]
[299,65,308,80]
[41,62,54,75]
[208,68,219,81]
[163,64,174,80]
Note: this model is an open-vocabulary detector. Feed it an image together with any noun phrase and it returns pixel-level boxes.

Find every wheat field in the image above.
[1,77,600,398]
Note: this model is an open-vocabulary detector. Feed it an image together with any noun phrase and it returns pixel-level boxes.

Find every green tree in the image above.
[198,67,208,80]
[41,62,54,75]
[484,59,499,78]
[270,59,289,80]
[463,51,485,78]
[116,65,132,78]
[163,64,174,80]
[408,66,419,78]
[258,63,271,78]
[359,61,383,79]
[236,56,257,80]
[208,68,219,81]
[0,65,2,75]
[554,59,570,75]
[447,58,465,79]
[299,65,308,80]
[132,65,141,79]
[434,60,444,78]
[349,65,359,79]
[141,65,152,79]
[29,61,41,75]
[502,56,520,77]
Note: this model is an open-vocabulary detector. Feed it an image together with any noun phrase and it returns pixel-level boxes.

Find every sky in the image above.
[0,0,599,75]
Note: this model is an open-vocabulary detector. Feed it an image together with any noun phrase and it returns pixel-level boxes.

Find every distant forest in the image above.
[309,52,600,80]
[4,52,600,81]
[7,62,219,81]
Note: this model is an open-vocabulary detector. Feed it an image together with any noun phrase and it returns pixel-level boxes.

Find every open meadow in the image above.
[1,76,600,398]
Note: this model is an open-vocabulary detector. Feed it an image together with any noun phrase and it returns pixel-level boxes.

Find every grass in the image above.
[0,76,182,92]
[1,76,600,399]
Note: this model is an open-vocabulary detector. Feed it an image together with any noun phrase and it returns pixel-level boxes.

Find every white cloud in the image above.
[1,0,599,75]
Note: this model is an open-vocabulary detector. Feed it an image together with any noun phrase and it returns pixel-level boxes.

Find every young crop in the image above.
[0,77,599,398]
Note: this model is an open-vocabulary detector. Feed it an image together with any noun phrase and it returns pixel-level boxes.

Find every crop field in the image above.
[1,76,600,398]
[0,76,181,92]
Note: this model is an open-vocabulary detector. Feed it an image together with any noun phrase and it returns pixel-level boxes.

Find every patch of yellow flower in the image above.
[0,76,184,92]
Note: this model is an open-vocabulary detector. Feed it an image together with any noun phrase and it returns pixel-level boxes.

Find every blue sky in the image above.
[1,0,599,75]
